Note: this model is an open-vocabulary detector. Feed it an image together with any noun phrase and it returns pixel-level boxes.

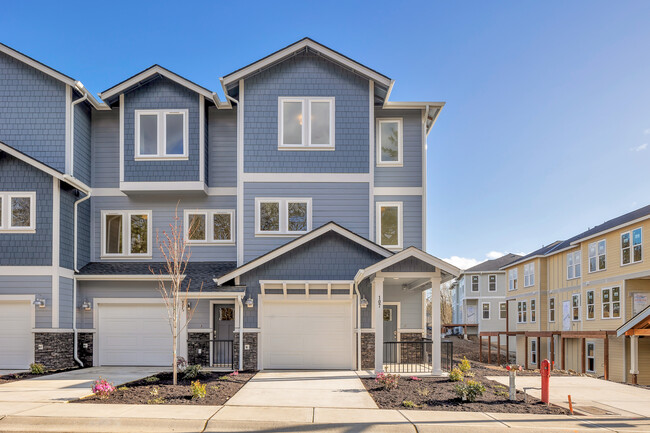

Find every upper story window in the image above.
[184,209,235,245]
[471,276,479,292]
[135,110,188,159]
[586,290,595,320]
[508,268,518,291]
[482,303,490,320]
[549,297,555,322]
[572,293,581,321]
[499,302,507,319]
[376,118,403,166]
[567,250,581,279]
[278,97,335,150]
[488,274,497,291]
[0,192,35,233]
[530,299,536,322]
[588,239,606,272]
[602,287,621,319]
[621,228,642,265]
[255,198,311,236]
[102,210,151,257]
[376,202,403,249]
[523,263,535,287]
[517,301,527,323]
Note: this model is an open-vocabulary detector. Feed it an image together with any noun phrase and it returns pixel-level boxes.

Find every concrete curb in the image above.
[0,415,207,433]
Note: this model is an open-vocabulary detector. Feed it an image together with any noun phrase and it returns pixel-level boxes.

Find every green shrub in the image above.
[117,386,128,391]
[147,387,165,404]
[144,376,159,383]
[402,400,418,408]
[183,364,202,380]
[29,363,45,375]
[454,380,486,402]
[415,387,430,397]
[459,357,471,373]
[191,380,207,400]
[448,367,464,382]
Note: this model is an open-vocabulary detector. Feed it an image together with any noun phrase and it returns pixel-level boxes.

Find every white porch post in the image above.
[630,335,639,384]
[374,277,384,373]
[431,276,442,376]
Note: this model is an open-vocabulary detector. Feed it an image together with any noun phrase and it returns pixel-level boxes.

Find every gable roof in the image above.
[569,204,650,246]
[215,222,392,285]
[0,42,107,110]
[221,38,393,89]
[617,304,650,337]
[462,253,522,273]
[354,246,461,284]
[0,141,90,193]
[99,64,229,108]
[500,241,563,269]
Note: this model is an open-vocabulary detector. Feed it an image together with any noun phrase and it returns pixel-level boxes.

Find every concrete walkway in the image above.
[0,366,161,403]
[226,370,378,408]
[488,375,650,418]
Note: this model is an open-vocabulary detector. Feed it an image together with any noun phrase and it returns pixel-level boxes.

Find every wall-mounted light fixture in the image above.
[81,300,92,311]
[360,296,369,309]
[33,297,46,308]
[245,296,254,308]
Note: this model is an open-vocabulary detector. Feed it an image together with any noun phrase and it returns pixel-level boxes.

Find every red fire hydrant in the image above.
[541,359,551,404]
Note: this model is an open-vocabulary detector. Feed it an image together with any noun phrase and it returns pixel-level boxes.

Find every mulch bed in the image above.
[0,367,80,384]
[72,371,254,405]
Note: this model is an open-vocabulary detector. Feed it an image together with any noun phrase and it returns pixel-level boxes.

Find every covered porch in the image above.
[617,304,650,385]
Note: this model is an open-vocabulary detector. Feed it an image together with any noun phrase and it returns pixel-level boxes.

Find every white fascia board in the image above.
[374,187,422,196]
[382,101,445,110]
[460,270,507,276]
[75,274,186,281]
[221,39,392,88]
[570,214,650,246]
[216,223,392,285]
[356,246,460,283]
[119,181,207,193]
[617,305,650,337]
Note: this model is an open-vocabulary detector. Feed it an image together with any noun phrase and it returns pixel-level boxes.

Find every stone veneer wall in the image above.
[400,332,426,364]
[233,333,258,371]
[361,332,375,369]
[77,333,93,367]
[188,333,211,366]
[34,333,75,369]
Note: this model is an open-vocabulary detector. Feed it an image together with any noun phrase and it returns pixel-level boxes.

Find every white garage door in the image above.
[98,303,172,366]
[0,301,32,369]
[262,301,353,369]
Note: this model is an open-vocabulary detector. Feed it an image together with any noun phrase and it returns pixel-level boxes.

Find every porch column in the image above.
[374,277,384,373]
[630,335,639,384]
[431,276,442,376]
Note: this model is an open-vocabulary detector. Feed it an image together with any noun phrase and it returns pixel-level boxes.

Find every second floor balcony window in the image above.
[278,97,335,150]
[135,110,188,159]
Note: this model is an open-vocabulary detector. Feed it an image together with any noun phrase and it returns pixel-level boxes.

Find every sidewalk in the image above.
[1,402,649,433]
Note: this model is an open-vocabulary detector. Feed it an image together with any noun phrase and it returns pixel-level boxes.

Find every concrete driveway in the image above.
[488,375,650,418]
[226,370,377,409]
[0,366,162,405]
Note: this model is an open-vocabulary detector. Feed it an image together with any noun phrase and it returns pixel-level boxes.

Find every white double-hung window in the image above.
[508,268,518,291]
[567,250,581,279]
[278,97,335,150]
[256,198,311,236]
[523,263,535,287]
[0,192,36,232]
[135,109,188,159]
[376,118,403,166]
[376,202,403,249]
[601,287,621,319]
[588,239,606,272]
[621,228,642,265]
[488,274,497,291]
[102,210,151,257]
[184,209,235,245]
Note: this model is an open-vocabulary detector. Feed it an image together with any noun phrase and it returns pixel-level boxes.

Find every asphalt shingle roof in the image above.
[463,253,522,273]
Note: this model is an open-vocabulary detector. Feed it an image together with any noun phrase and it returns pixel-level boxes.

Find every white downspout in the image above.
[72,191,91,367]
[354,281,362,370]
[236,295,244,371]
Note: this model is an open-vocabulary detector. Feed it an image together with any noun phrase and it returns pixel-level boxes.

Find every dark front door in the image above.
[213,304,234,367]
[383,305,398,363]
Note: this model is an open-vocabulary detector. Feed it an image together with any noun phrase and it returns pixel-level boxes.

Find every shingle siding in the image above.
[59,185,76,270]
[123,77,201,182]
[208,107,236,188]
[76,199,91,269]
[374,195,422,249]
[0,154,52,266]
[0,51,67,171]
[73,101,92,185]
[91,110,119,188]
[374,108,423,187]
[243,53,369,173]
[0,275,52,328]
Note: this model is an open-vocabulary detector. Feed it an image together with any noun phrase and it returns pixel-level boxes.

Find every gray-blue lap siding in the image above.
[59,276,73,328]
[0,275,52,328]
[374,108,423,187]
[374,195,422,249]
[243,53,369,173]
[73,100,92,185]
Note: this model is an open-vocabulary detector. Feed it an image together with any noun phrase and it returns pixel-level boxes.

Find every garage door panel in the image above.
[0,301,32,369]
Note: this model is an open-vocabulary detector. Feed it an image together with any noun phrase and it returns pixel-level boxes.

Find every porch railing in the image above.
[211,339,234,369]
[383,339,453,373]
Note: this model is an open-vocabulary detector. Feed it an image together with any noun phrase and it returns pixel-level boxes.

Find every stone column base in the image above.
[34,332,75,369]
[187,333,211,366]
[77,333,93,367]
[361,332,375,369]
[234,333,258,371]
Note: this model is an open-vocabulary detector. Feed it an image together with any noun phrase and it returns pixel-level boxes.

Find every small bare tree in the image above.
[151,206,202,385]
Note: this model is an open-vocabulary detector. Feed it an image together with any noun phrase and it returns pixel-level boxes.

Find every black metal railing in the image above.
[383,339,453,373]
[212,339,234,369]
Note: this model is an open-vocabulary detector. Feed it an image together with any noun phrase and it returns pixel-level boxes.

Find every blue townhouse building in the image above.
[0,38,458,373]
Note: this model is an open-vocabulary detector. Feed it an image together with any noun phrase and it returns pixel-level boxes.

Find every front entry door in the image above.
[213,304,234,367]
[383,305,398,363]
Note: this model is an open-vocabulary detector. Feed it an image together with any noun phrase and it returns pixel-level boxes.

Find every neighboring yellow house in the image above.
[501,204,650,385]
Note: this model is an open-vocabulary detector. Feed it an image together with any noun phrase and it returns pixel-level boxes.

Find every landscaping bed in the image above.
[0,367,79,384]
[73,371,254,405]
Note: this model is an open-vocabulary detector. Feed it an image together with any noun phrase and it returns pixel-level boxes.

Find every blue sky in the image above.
[2,0,649,268]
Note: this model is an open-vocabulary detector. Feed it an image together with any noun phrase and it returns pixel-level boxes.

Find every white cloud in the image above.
[630,143,648,152]
[443,256,480,270]
[486,251,506,260]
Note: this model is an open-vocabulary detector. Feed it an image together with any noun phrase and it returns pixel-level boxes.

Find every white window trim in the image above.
[586,342,596,373]
[523,263,535,287]
[517,301,527,324]
[482,302,490,320]
[530,299,536,323]
[376,118,403,167]
[183,209,235,245]
[531,339,537,365]
[601,286,621,320]
[488,274,497,291]
[588,239,607,273]
[375,201,403,250]
[134,109,189,160]
[572,293,581,322]
[0,192,36,233]
[548,297,556,323]
[277,97,335,150]
[255,198,312,237]
[567,250,582,280]
[621,228,643,266]
[471,275,479,292]
[586,289,595,320]
[508,268,518,291]
[499,302,507,320]
[101,210,152,258]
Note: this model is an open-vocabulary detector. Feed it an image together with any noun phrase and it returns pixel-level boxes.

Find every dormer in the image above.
[99,65,230,194]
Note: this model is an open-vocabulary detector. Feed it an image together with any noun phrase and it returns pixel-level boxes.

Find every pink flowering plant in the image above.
[408,376,422,381]
[375,372,399,391]
[91,377,115,399]
[505,365,523,372]
[229,370,239,376]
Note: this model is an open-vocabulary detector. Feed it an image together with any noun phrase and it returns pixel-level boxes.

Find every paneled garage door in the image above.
[0,301,32,369]
[262,301,353,369]
[98,303,172,366]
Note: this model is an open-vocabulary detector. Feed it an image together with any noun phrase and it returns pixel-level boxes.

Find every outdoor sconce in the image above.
[245,296,254,308]
[360,296,369,309]
[187,301,192,309]
[81,300,92,311]
[33,297,46,308]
